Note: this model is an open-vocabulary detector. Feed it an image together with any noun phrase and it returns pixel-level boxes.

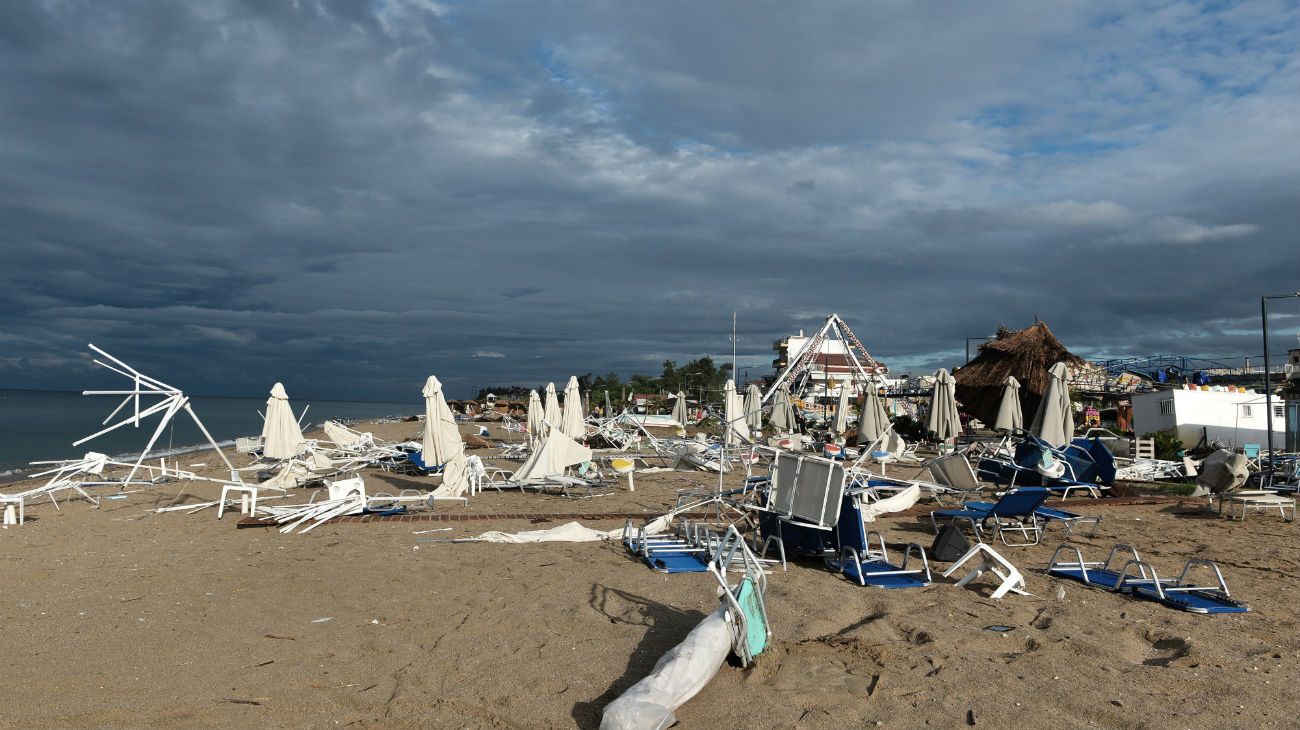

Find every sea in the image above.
[0,388,417,481]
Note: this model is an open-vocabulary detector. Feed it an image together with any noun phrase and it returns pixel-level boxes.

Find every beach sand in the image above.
[1,421,1298,728]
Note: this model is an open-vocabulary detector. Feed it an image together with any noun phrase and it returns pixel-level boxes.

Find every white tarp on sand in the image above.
[473,514,673,543]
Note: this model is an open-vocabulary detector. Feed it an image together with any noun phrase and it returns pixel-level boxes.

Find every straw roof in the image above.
[953,321,1089,427]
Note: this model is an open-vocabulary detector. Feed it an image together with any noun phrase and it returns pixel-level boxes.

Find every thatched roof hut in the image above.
[953,321,1089,427]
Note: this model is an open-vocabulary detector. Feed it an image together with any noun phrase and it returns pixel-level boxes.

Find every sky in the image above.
[1,0,1298,401]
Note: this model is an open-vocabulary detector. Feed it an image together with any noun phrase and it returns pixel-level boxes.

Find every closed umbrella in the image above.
[831,383,851,434]
[744,383,763,432]
[769,384,795,432]
[927,369,961,444]
[543,382,561,432]
[723,379,751,447]
[560,376,585,439]
[261,383,305,460]
[994,376,1024,432]
[1031,362,1074,448]
[604,391,613,419]
[857,382,889,446]
[422,375,469,496]
[526,390,544,448]
[671,391,688,424]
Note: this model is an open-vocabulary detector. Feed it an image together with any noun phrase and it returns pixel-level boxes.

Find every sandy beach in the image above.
[1,420,1297,729]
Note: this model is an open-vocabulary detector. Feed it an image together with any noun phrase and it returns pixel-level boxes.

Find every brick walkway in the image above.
[235,496,1187,529]
[236,511,713,528]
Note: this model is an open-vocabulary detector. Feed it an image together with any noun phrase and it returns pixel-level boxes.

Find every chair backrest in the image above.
[990,488,1049,517]
[769,451,846,529]
[1243,444,1261,458]
[834,494,868,554]
[927,453,981,489]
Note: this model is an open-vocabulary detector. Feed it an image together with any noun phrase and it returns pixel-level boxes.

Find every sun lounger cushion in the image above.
[644,552,710,574]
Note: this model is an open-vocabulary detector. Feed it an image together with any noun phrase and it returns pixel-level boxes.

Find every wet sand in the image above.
[1,421,1298,728]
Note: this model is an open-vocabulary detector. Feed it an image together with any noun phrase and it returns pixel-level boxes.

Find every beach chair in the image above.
[929,487,1050,546]
[1117,558,1249,614]
[828,495,931,588]
[979,431,1110,500]
[922,452,985,503]
[708,526,771,667]
[405,450,445,475]
[959,498,1102,537]
[1047,544,1154,590]
[622,520,711,574]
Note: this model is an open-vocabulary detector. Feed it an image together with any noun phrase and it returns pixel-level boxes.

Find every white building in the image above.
[1132,386,1285,449]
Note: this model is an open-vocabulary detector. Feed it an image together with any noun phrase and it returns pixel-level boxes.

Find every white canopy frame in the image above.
[74,344,237,485]
[763,313,886,404]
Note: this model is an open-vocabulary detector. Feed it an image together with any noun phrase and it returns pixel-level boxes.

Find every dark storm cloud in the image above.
[0,0,1297,400]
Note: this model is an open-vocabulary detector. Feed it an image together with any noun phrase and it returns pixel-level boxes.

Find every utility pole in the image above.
[1262,292,1300,484]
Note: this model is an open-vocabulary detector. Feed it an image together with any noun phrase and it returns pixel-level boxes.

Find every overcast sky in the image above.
[2,0,1297,400]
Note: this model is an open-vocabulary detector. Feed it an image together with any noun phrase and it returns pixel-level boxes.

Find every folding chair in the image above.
[708,527,771,667]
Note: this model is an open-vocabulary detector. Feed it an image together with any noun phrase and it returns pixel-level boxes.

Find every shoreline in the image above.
[0,415,419,487]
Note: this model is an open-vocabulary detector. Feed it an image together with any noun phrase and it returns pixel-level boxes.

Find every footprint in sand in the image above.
[1141,631,1194,667]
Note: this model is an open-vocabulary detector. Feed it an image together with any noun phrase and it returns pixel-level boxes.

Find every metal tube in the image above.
[1262,296,1272,483]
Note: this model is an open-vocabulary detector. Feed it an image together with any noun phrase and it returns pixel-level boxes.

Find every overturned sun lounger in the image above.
[1047,543,1248,614]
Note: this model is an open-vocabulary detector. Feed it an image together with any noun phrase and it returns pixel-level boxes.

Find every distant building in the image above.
[1132,386,1284,449]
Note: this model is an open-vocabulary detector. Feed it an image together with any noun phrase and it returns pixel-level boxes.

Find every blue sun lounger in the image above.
[1120,558,1249,614]
[622,521,711,574]
[829,495,931,589]
[1047,544,1156,590]
[1048,544,1248,614]
[960,499,1102,537]
[930,487,1050,546]
[406,450,445,475]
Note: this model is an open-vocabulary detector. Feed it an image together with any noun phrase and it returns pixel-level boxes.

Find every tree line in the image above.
[474,356,736,406]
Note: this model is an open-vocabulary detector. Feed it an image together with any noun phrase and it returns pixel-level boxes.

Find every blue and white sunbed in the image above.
[828,495,931,589]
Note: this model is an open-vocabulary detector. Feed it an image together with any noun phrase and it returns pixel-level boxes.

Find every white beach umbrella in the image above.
[927,369,962,443]
[994,376,1024,432]
[560,376,585,439]
[769,384,795,432]
[1031,362,1074,448]
[513,427,593,482]
[604,391,613,419]
[261,382,306,460]
[526,390,544,448]
[831,383,851,434]
[543,382,561,432]
[422,375,469,497]
[857,383,889,446]
[672,391,688,425]
[723,379,751,447]
[744,383,764,432]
